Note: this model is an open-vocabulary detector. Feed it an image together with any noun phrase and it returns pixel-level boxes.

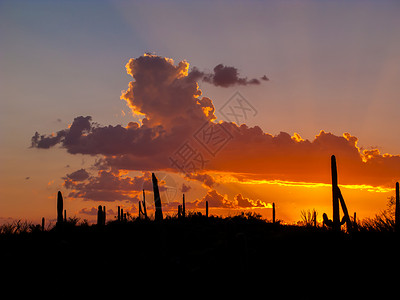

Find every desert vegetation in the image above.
[1,160,399,276]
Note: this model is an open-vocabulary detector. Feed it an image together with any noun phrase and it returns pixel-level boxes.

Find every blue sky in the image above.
[2,0,400,151]
[1,0,399,222]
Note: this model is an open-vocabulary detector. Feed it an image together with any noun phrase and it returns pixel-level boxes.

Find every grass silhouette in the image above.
[1,210,399,277]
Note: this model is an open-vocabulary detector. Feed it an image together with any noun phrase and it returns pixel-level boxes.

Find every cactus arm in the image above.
[139,201,142,218]
[337,187,352,231]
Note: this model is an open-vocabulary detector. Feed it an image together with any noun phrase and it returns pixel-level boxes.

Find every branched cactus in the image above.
[323,155,352,232]
[139,189,148,219]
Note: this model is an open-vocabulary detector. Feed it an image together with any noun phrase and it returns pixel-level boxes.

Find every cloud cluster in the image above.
[194,189,270,209]
[31,53,400,206]
[234,193,271,208]
[207,126,400,187]
[63,170,154,202]
[189,64,267,87]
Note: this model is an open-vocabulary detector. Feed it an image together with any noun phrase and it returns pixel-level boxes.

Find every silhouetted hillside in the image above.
[1,214,399,279]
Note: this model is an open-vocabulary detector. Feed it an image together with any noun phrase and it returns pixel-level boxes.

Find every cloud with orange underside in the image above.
[205,127,399,188]
[31,54,399,205]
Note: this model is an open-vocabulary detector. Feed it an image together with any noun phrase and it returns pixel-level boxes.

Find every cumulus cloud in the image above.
[180,183,191,193]
[194,189,270,209]
[78,207,99,216]
[189,63,264,87]
[195,189,234,208]
[65,168,90,181]
[63,170,154,202]
[31,53,400,198]
[184,172,216,188]
[234,193,271,208]
[206,127,400,187]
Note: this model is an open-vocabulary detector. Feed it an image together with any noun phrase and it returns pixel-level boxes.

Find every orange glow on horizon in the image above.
[211,172,394,193]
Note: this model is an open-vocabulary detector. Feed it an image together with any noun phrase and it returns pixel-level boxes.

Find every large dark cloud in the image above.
[63,170,154,202]
[189,63,265,87]
[65,168,90,182]
[31,54,400,197]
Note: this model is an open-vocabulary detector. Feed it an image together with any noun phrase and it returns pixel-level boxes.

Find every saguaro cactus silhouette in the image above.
[272,202,276,224]
[331,155,340,231]
[395,182,399,232]
[57,191,63,225]
[152,173,163,221]
[324,155,352,231]
[337,186,352,231]
[139,192,148,220]
[182,194,186,219]
[142,189,147,219]
[97,205,104,226]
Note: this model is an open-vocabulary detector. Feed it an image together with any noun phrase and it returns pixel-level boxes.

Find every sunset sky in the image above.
[1,0,399,224]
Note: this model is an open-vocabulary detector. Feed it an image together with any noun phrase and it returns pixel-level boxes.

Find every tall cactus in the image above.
[178,205,182,218]
[323,155,352,232]
[152,173,163,221]
[331,155,340,231]
[57,191,63,225]
[182,194,186,219]
[142,189,147,219]
[395,182,399,232]
[139,189,148,219]
[97,205,104,226]
[272,202,276,224]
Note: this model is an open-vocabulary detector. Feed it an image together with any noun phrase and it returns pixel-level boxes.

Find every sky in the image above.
[1,0,400,224]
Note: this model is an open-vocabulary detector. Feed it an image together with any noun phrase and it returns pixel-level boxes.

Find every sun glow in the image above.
[213,172,394,193]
